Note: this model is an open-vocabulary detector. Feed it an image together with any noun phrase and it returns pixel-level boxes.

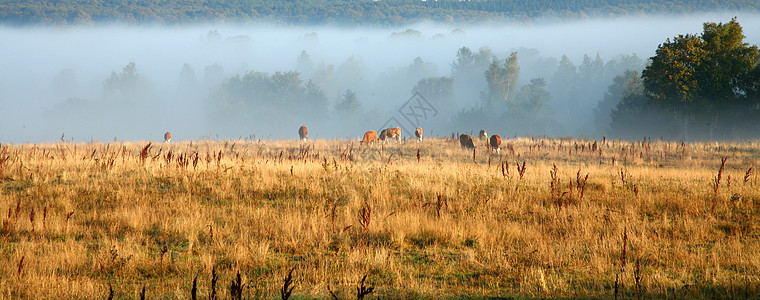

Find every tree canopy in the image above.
[641,18,760,139]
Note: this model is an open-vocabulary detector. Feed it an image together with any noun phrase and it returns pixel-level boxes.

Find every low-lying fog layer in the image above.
[1,13,758,143]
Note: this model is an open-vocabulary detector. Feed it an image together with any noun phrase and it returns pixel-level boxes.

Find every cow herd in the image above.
[359,127,402,145]
[297,125,501,153]
[458,132,501,153]
[161,125,501,153]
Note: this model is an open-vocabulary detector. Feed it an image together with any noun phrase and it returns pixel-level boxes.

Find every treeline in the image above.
[202,47,645,139]
[452,18,760,141]
[40,19,759,141]
[42,45,644,140]
[2,0,760,26]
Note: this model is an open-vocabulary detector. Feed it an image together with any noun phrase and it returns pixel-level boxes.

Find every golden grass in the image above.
[0,137,759,298]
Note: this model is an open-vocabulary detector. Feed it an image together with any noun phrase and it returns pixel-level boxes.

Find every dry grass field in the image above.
[0,136,759,299]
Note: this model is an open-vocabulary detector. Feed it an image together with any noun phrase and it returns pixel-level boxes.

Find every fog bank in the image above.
[1,13,758,143]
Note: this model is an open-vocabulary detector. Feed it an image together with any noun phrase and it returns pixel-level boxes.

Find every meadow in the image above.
[0,136,758,299]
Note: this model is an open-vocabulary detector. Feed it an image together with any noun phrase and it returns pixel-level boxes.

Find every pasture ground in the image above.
[0,137,759,298]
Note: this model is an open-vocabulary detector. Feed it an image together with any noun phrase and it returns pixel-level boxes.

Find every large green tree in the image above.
[594,70,643,133]
[210,70,329,127]
[505,77,555,134]
[642,18,760,139]
[607,71,673,138]
[451,46,494,109]
[412,76,454,111]
[334,89,362,118]
[483,52,519,114]
[103,62,153,103]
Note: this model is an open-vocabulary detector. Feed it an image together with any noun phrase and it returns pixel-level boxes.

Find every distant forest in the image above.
[2,0,760,26]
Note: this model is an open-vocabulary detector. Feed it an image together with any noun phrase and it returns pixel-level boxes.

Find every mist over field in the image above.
[1,13,759,143]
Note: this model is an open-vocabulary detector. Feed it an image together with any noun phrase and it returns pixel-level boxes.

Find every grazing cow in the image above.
[489,134,502,154]
[459,134,475,149]
[298,125,308,141]
[378,129,389,141]
[379,127,401,143]
[164,131,171,143]
[361,130,378,145]
[415,127,423,142]
[479,129,488,139]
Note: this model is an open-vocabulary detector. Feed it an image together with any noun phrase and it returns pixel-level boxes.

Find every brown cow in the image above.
[459,134,475,149]
[164,131,171,143]
[415,127,423,142]
[361,130,378,145]
[379,127,401,143]
[479,129,488,139]
[298,125,308,141]
[489,134,502,154]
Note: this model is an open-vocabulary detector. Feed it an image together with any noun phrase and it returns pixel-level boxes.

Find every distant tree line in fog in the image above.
[43,41,645,140]
[42,19,760,141]
[2,0,760,26]
[200,42,653,138]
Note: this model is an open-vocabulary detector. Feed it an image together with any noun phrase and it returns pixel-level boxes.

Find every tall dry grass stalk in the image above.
[281,268,295,300]
[139,142,152,165]
[229,270,243,300]
[744,167,753,185]
[210,265,218,300]
[712,157,728,213]
[191,275,198,300]
[0,145,10,179]
[356,275,374,300]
